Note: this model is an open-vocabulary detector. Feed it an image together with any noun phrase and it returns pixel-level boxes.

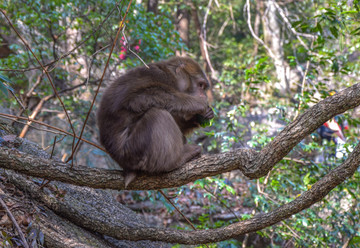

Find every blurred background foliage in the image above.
[1,0,360,247]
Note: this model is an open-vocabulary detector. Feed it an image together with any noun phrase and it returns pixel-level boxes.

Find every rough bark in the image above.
[4,170,169,248]
[3,138,360,245]
[0,83,360,245]
[0,187,115,248]
[0,138,169,248]
[34,207,115,248]
[1,83,359,189]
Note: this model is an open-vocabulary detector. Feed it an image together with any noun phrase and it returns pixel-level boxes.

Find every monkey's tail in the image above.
[124,171,137,188]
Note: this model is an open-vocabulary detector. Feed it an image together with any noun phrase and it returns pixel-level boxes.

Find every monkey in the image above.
[97,57,214,187]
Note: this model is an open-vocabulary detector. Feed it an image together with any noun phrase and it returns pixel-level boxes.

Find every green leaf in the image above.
[350,27,360,35]
[340,10,358,14]
[0,74,12,83]
[316,22,323,34]
[303,172,311,185]
[329,26,338,38]
[350,236,360,245]
[0,74,14,96]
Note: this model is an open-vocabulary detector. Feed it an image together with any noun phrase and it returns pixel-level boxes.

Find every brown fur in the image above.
[97,57,214,187]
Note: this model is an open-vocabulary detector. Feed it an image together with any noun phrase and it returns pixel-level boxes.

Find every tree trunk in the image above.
[262,0,290,95]
[147,0,158,14]
[190,3,208,70]
[253,0,262,56]
[176,2,190,56]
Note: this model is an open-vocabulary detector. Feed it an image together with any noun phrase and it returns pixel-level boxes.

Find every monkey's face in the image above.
[189,74,209,100]
[174,60,210,100]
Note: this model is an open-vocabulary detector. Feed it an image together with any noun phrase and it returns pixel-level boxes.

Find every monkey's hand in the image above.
[202,106,214,120]
[195,106,214,127]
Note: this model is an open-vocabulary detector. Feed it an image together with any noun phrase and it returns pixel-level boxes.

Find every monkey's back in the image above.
[96,63,183,173]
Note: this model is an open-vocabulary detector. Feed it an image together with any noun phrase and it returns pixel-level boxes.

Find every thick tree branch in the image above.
[3,138,360,245]
[246,82,360,178]
[0,83,359,190]
[99,140,360,244]
[0,83,359,244]
[0,146,255,190]
[3,170,169,248]
[0,186,115,248]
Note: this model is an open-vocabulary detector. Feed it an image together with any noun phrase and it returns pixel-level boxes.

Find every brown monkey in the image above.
[97,57,214,187]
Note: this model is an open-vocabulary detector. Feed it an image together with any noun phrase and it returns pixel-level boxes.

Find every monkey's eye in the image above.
[198,81,207,90]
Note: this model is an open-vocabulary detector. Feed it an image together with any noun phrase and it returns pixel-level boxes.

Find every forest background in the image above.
[0,0,360,247]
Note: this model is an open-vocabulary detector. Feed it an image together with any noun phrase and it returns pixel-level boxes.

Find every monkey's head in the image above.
[166,57,210,100]
[162,57,214,126]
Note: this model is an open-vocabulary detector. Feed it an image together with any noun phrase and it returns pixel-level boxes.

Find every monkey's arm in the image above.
[128,87,210,118]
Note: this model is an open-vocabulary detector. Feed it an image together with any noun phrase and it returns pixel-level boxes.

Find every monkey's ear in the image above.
[177,77,190,92]
[173,62,190,92]
[175,63,186,74]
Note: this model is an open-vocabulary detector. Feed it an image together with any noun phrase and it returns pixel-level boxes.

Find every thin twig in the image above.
[50,136,57,159]
[0,10,77,153]
[67,0,133,165]
[158,190,210,248]
[121,25,149,68]
[203,186,241,221]
[85,45,111,85]
[256,179,279,204]
[39,180,51,190]
[7,86,26,110]
[19,95,52,138]
[272,0,316,42]
[44,135,66,151]
[0,115,64,135]
[26,73,44,98]
[0,195,29,248]
[46,2,120,73]
[0,2,120,73]
[245,0,276,58]
[281,221,301,240]
[0,112,105,152]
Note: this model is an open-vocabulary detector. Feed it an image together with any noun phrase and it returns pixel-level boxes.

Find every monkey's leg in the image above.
[180,144,202,165]
[127,108,184,173]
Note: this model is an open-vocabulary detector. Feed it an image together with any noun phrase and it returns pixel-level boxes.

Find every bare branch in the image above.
[272,0,316,46]
[68,0,133,164]
[19,95,52,138]
[0,2,120,73]
[0,113,105,152]
[0,195,29,248]
[0,10,79,155]
[245,0,277,59]
[1,82,360,190]
[2,137,360,244]
[1,83,360,244]
[121,25,149,68]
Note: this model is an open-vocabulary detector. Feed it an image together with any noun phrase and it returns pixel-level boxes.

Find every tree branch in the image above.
[0,83,360,244]
[3,170,168,248]
[4,139,360,244]
[1,83,359,190]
